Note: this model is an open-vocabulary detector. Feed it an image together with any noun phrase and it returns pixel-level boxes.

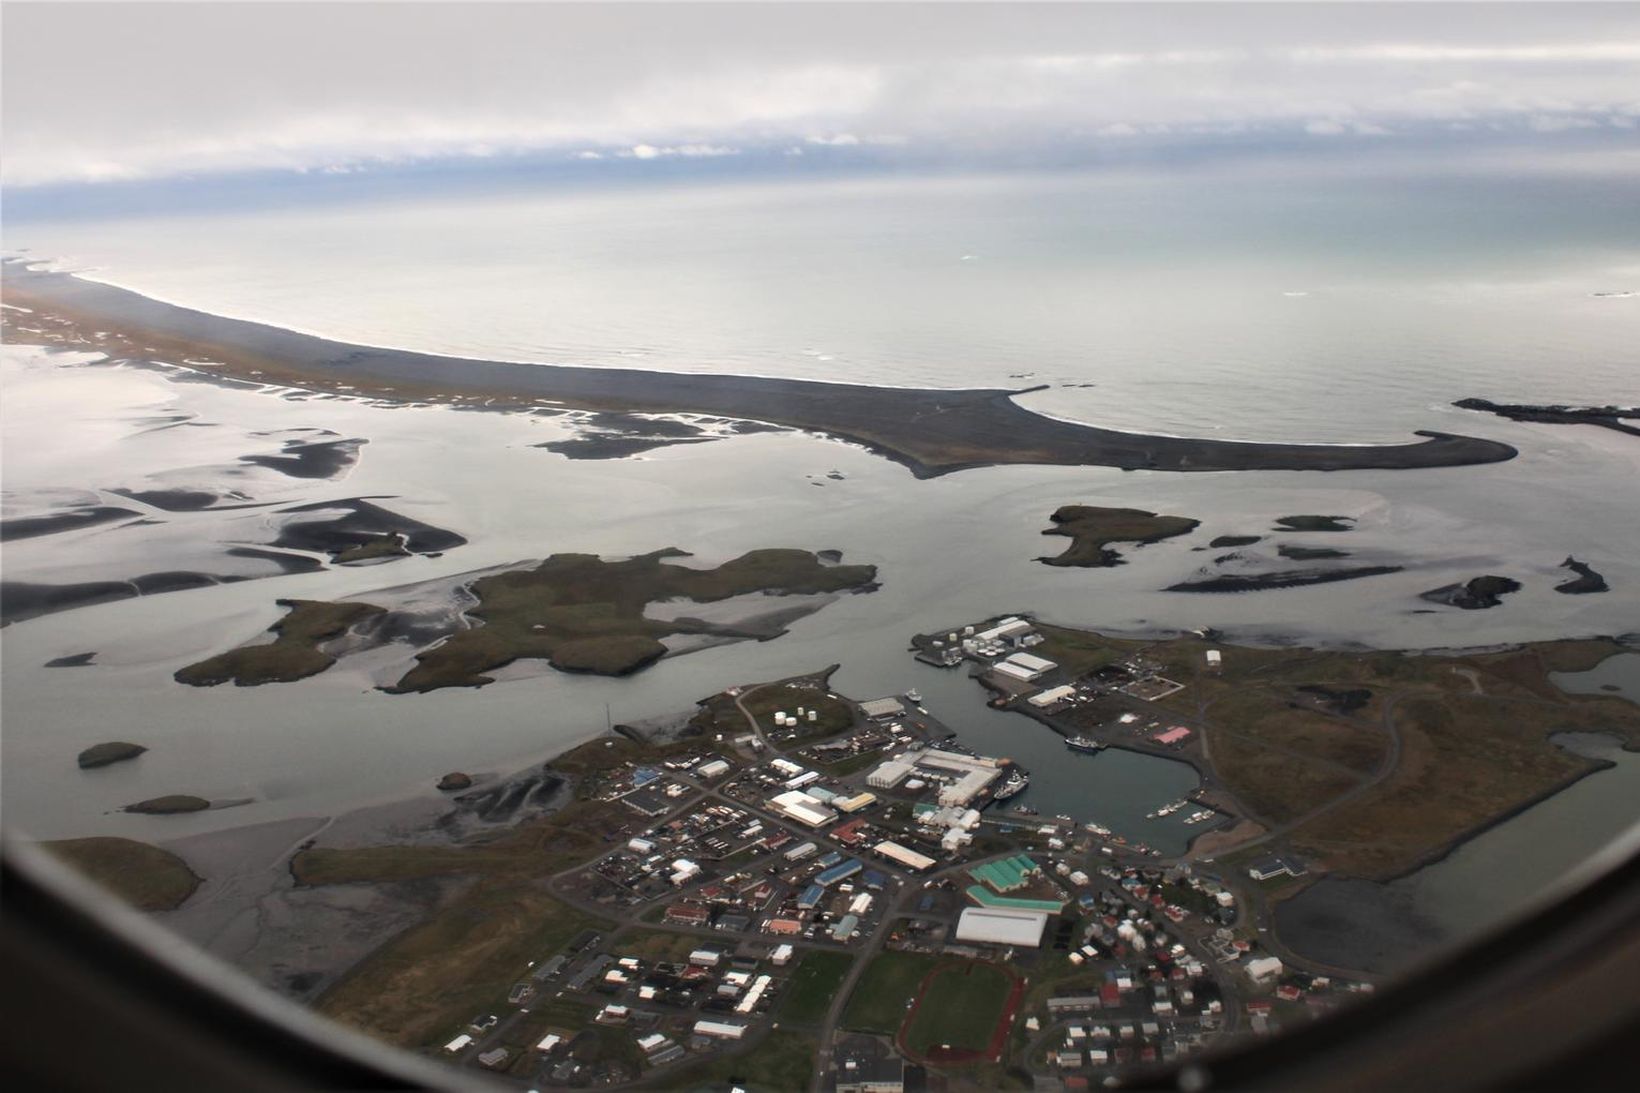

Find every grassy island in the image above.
[175,600,387,687]
[77,741,148,769]
[1038,505,1201,567]
[387,548,876,691]
[124,795,211,815]
[41,836,201,910]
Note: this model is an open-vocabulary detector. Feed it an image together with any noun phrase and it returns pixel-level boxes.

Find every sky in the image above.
[4,2,1639,197]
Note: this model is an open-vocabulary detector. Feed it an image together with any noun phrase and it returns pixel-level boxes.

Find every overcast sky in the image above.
[5,2,1639,188]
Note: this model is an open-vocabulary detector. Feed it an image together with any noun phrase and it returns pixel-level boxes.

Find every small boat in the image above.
[1066,736,1104,754]
[905,689,923,703]
[993,769,1030,801]
[1011,805,1039,816]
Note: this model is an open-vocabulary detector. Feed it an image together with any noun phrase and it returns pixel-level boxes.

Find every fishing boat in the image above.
[905,688,923,704]
[993,768,1030,801]
[1065,736,1104,754]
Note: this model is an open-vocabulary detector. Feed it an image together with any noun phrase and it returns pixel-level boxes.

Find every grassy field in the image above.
[1205,690,1388,775]
[1032,623,1147,676]
[1287,689,1634,878]
[901,961,1016,1057]
[293,800,621,1047]
[1031,626,1640,881]
[175,599,386,686]
[840,950,942,1034]
[391,548,875,690]
[658,1028,818,1092]
[1038,505,1201,567]
[689,668,856,740]
[777,950,854,1025]
[605,928,709,964]
[41,836,201,911]
[738,683,856,737]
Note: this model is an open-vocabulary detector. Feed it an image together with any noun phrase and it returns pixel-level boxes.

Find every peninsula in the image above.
[3,265,1518,478]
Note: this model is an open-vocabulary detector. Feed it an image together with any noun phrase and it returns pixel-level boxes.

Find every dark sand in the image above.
[1555,557,1609,595]
[0,506,141,542]
[3,265,1519,479]
[272,497,467,559]
[1273,877,1446,976]
[1165,565,1403,593]
[1419,575,1522,610]
[1455,397,1640,439]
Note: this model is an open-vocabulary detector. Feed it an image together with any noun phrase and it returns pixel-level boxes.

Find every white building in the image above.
[693,1019,749,1040]
[1246,956,1284,983]
[867,759,914,789]
[860,697,906,720]
[1000,652,1057,680]
[1028,684,1078,708]
[956,907,1050,948]
[875,839,937,871]
[769,789,837,828]
[697,758,731,779]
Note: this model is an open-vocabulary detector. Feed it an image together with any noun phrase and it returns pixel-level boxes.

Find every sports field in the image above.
[900,961,1020,1061]
[840,951,942,1034]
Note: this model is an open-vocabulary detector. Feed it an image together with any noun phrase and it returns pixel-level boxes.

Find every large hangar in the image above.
[955,906,1050,948]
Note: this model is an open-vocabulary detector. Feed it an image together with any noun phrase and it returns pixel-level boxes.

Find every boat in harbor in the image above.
[1146,798,1190,820]
[1183,809,1216,825]
[904,688,923,704]
[1065,736,1104,754]
[993,768,1030,800]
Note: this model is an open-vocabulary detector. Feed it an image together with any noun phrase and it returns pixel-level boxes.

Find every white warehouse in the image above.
[955,907,1050,948]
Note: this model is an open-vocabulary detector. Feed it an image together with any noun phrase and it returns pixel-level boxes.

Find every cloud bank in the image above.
[4,3,1638,188]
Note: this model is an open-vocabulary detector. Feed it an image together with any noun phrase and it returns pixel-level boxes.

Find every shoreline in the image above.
[2,264,1519,478]
[1269,731,1633,975]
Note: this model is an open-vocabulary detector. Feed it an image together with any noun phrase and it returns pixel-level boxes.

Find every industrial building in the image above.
[992,651,1058,683]
[768,789,838,828]
[860,697,907,720]
[874,840,936,871]
[974,617,1034,644]
[815,859,865,887]
[971,854,1043,894]
[1028,684,1078,708]
[913,748,1005,807]
[693,1019,748,1040]
[867,759,914,789]
[831,913,861,941]
[955,906,1050,948]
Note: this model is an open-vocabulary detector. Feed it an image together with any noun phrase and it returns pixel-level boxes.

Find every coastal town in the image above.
[405,614,1399,1090]
[41,597,1636,1092]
